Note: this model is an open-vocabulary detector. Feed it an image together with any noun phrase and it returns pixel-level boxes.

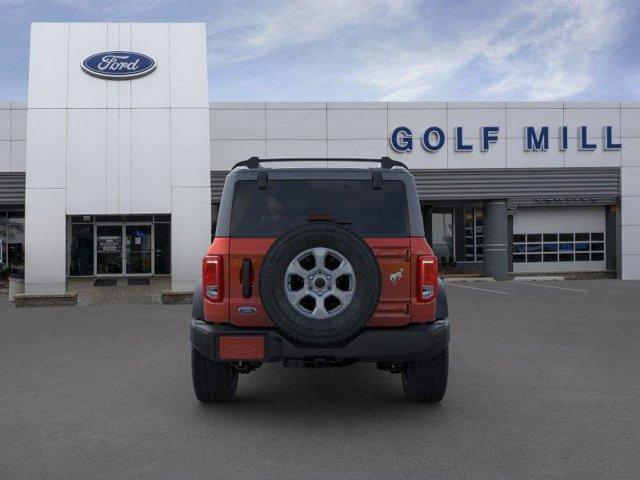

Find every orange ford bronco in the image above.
[190,157,449,402]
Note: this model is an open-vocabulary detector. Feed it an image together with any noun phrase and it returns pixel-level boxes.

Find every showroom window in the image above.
[0,212,5,273]
[431,208,454,260]
[68,215,171,276]
[69,222,94,276]
[513,232,605,263]
[154,217,171,275]
[463,208,484,262]
[0,211,25,275]
[424,206,484,267]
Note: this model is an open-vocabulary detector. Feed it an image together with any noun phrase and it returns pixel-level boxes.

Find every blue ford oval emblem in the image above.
[82,51,156,80]
[238,306,257,314]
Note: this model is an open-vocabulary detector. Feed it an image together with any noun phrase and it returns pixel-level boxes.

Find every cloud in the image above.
[25,0,177,12]
[361,0,628,101]
[478,0,626,100]
[1,0,636,101]
[207,0,635,101]
[208,0,414,66]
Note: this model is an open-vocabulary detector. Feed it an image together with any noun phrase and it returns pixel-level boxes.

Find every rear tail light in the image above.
[203,255,223,302]
[417,255,438,302]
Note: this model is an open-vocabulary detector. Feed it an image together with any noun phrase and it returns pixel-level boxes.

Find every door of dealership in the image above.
[95,223,152,276]
[68,215,171,277]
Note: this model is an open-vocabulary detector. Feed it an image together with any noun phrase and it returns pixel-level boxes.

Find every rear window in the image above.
[230,180,409,237]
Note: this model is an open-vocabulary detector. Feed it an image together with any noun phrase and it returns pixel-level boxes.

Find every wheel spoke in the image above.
[312,247,328,271]
[311,300,330,319]
[332,260,354,278]
[286,287,309,304]
[330,288,354,306]
[287,259,309,279]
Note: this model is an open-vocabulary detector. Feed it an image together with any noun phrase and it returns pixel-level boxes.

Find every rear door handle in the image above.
[242,259,252,298]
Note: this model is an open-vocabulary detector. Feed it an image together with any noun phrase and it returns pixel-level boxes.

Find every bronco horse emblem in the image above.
[389,268,404,286]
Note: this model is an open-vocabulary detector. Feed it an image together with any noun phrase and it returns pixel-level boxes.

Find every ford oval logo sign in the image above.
[82,51,156,80]
[238,306,257,314]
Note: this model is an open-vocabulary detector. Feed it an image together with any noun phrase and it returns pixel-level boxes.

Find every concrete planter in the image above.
[8,274,25,302]
[161,291,193,305]
[14,292,78,308]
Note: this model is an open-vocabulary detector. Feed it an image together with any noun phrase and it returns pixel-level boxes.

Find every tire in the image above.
[401,347,449,403]
[259,221,381,346]
[191,347,238,403]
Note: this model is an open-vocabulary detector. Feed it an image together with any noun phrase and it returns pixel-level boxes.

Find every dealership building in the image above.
[1,22,640,296]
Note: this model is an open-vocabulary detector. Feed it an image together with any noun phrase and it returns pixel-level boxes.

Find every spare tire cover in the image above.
[259,221,381,346]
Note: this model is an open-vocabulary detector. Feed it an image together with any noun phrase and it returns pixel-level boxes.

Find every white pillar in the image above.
[25,189,66,294]
[171,187,211,292]
[620,166,640,279]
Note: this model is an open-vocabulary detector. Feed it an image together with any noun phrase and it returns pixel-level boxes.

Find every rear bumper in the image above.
[190,320,450,363]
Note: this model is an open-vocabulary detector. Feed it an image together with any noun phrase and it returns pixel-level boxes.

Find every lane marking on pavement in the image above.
[444,282,509,295]
[513,281,588,293]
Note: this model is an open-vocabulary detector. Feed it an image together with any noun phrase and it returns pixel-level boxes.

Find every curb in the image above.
[443,277,496,283]
[514,276,565,282]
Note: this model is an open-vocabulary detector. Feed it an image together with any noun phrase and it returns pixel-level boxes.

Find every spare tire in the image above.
[259,222,381,346]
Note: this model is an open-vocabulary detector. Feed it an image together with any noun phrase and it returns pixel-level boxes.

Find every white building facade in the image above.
[1,22,639,294]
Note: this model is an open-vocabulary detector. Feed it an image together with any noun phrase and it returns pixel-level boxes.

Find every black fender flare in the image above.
[436,278,448,320]
[191,279,204,320]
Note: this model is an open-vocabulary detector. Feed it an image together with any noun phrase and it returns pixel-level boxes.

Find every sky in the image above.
[1,0,639,102]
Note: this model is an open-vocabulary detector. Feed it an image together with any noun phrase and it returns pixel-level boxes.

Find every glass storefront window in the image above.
[7,212,25,274]
[154,223,171,275]
[0,212,7,274]
[462,207,483,262]
[69,224,94,276]
[96,225,124,275]
[431,210,454,260]
[126,225,152,274]
[68,215,172,277]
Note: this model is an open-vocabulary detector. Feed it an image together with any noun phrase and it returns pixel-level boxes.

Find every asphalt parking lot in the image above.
[1,279,639,480]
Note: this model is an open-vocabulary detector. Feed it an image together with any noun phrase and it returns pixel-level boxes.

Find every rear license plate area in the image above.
[218,336,265,360]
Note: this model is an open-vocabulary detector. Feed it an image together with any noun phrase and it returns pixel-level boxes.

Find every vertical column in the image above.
[507,213,514,273]
[168,24,210,292]
[621,168,640,279]
[25,189,66,294]
[620,105,640,279]
[25,23,69,294]
[171,188,211,292]
[606,205,617,273]
[483,200,509,280]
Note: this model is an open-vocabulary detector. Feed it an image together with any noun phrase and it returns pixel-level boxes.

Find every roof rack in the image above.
[231,157,408,170]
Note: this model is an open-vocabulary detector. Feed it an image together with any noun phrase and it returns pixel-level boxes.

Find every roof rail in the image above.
[231,157,408,170]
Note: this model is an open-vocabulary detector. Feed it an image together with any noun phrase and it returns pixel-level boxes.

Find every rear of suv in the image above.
[190,157,450,403]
